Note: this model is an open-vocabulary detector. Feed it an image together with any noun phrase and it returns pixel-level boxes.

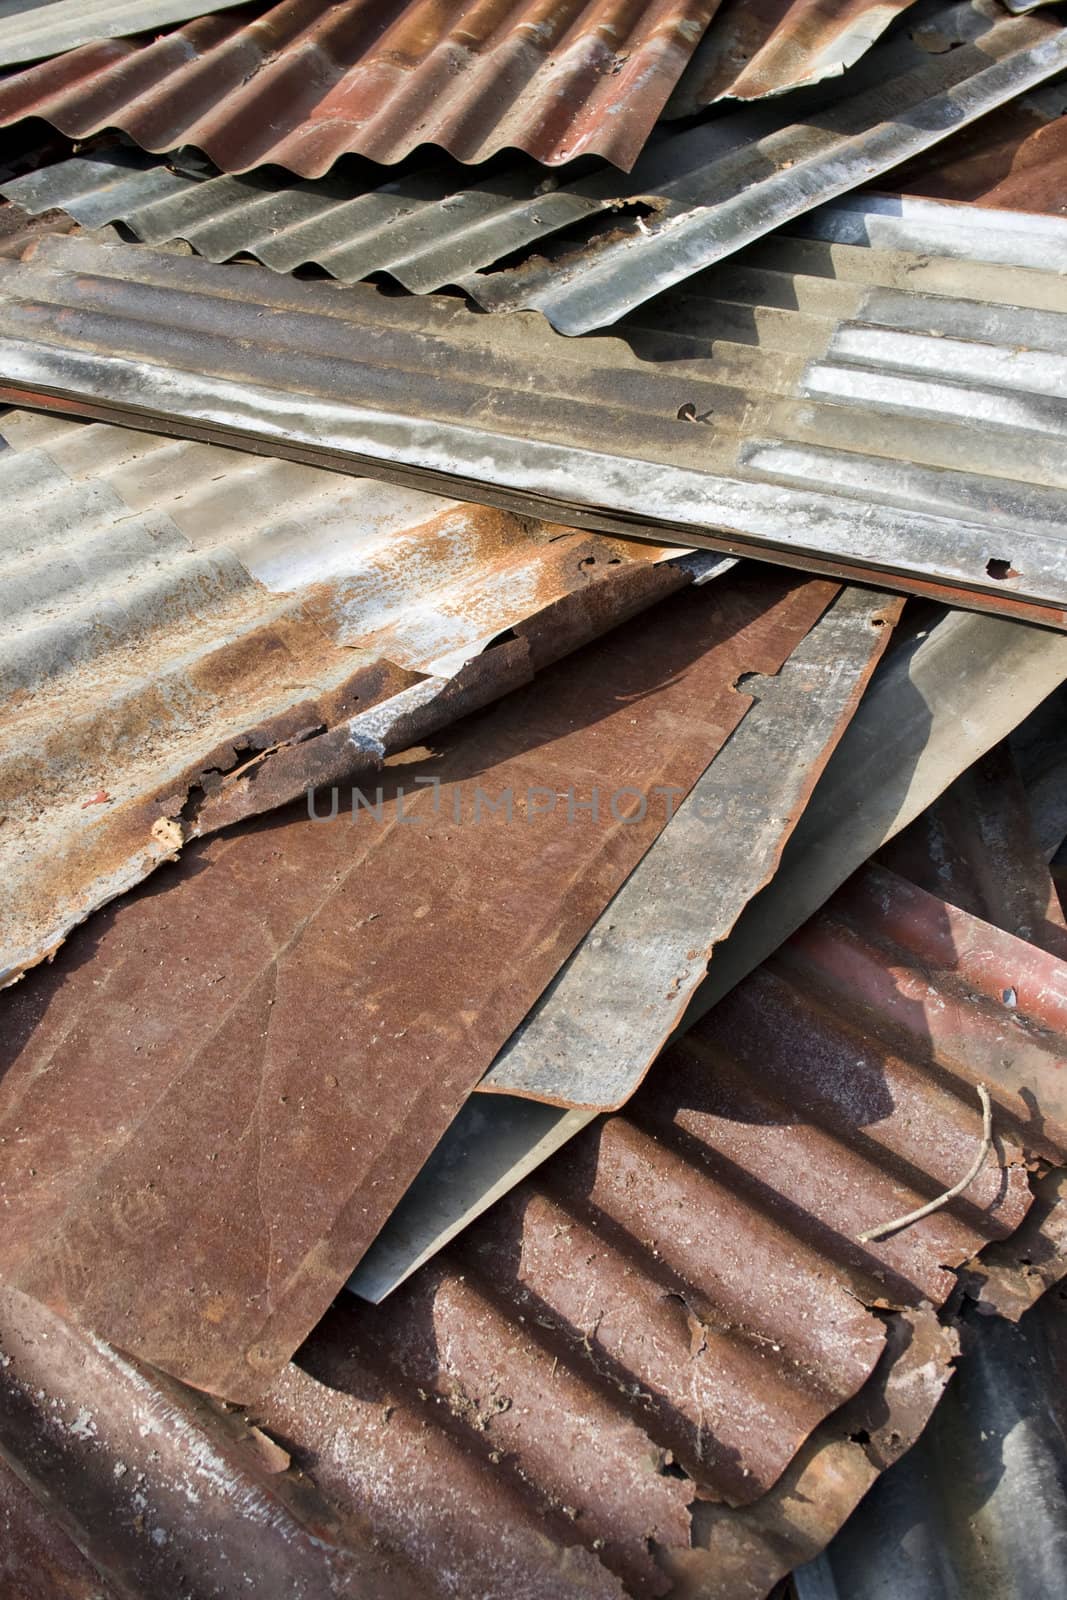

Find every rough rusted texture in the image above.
[0,0,723,174]
[3,840,1064,1596]
[0,570,831,1401]
[0,1455,114,1600]
[957,1167,1067,1321]
[668,0,918,111]
[895,77,1067,215]
[0,1287,432,1600]
[881,740,1067,960]
[0,407,701,986]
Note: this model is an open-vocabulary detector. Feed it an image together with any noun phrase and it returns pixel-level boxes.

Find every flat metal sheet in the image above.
[4,2,1065,322]
[353,605,1067,1299]
[0,0,724,172]
[479,585,902,1107]
[0,407,716,986]
[2,225,1067,624]
[0,568,832,1400]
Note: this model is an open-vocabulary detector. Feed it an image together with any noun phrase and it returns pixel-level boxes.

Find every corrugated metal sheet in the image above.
[0,407,720,986]
[881,741,1067,960]
[795,1288,1067,1600]
[3,225,1067,624]
[2,777,1065,1598]
[666,0,919,112]
[0,565,838,1401]
[0,1277,956,1600]
[4,2,1066,320]
[0,0,258,67]
[356,609,1067,1299]
[321,856,1067,1600]
[0,0,725,173]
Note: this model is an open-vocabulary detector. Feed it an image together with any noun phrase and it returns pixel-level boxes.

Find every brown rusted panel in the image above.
[2,835,1063,1596]
[0,569,831,1400]
[881,740,1067,959]
[957,1167,1067,1321]
[0,1287,431,1600]
[895,80,1067,215]
[0,405,702,987]
[668,0,918,112]
[0,1457,114,1600]
[0,0,723,174]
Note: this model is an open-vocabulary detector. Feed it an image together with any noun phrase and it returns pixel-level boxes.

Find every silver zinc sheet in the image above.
[0,0,256,66]
[1,213,1066,623]
[3,0,1066,328]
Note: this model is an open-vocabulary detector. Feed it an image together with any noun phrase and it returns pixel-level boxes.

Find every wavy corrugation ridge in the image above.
[0,0,722,174]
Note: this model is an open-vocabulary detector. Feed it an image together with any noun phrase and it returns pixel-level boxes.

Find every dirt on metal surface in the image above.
[0,569,833,1401]
[2,226,1067,623]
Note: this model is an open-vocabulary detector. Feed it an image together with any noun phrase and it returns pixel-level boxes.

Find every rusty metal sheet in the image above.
[3,230,1067,626]
[479,585,902,1108]
[356,605,1067,1299]
[283,855,1066,1595]
[0,406,723,987]
[0,0,724,173]
[895,73,1067,215]
[795,1287,1067,1600]
[667,0,920,112]
[0,568,832,1400]
[3,3,1064,325]
[958,1167,1067,1320]
[4,815,1066,1596]
[881,740,1067,960]
[0,1276,953,1600]
[353,584,901,1300]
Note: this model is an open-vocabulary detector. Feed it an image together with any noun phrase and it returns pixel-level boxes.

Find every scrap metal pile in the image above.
[0,2,1066,1597]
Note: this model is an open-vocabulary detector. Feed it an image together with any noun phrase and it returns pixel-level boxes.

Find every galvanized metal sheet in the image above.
[479,585,902,1108]
[0,0,724,173]
[0,407,720,986]
[0,1,258,65]
[4,2,1065,322]
[881,740,1067,960]
[1,225,1067,624]
[355,606,1067,1297]
[456,0,1067,330]
[0,568,832,1400]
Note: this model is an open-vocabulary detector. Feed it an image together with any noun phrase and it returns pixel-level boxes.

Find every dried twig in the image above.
[857,1084,994,1244]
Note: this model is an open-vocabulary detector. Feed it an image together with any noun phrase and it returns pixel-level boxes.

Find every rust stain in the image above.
[0,569,831,1400]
